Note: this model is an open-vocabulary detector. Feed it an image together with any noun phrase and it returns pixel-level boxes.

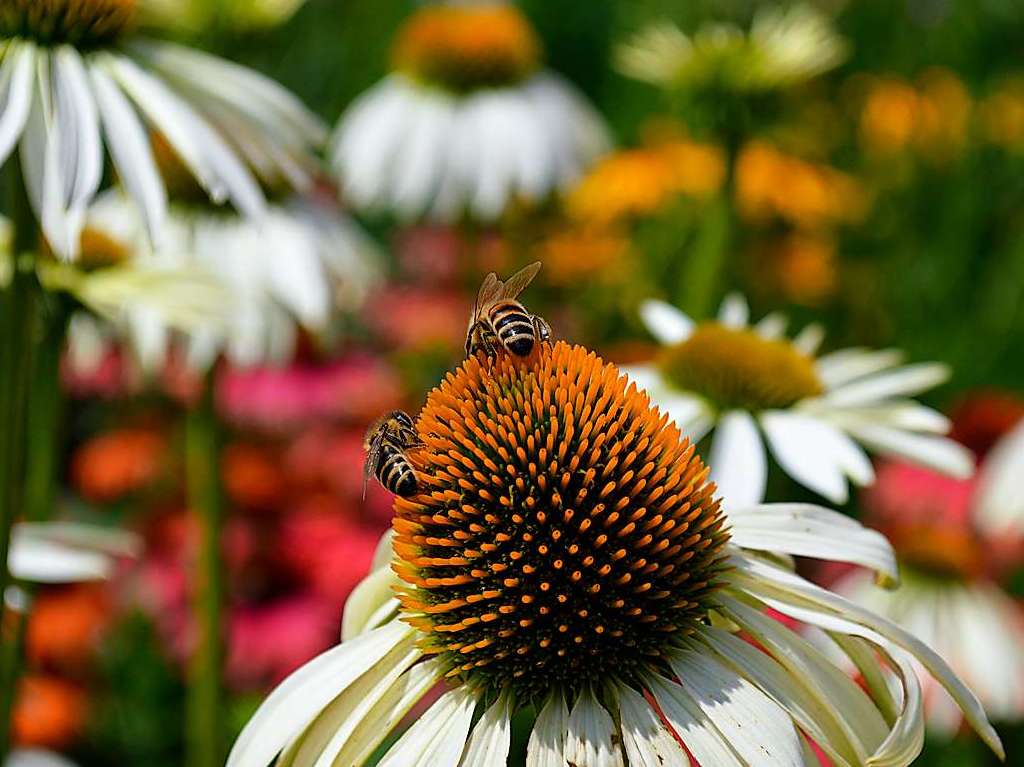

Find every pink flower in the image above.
[364,287,467,353]
[217,356,404,431]
[226,594,338,691]
[277,511,382,603]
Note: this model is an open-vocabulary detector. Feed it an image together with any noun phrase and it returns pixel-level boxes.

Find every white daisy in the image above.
[229,342,1001,767]
[70,188,380,371]
[331,1,609,223]
[625,294,974,508]
[617,4,848,93]
[0,0,325,259]
[831,419,1024,732]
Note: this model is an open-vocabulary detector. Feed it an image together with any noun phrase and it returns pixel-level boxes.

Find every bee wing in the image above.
[363,434,383,500]
[498,262,542,301]
[473,272,504,318]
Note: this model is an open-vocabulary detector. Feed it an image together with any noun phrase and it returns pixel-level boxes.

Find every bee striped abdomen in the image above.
[491,301,536,356]
[378,444,418,497]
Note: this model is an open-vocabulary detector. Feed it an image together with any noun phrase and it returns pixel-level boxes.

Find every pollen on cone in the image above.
[392,341,730,701]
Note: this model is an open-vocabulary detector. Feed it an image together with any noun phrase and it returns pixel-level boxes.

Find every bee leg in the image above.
[533,315,552,344]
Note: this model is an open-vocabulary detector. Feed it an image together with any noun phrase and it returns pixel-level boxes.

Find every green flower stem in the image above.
[185,370,226,767]
[0,157,41,758]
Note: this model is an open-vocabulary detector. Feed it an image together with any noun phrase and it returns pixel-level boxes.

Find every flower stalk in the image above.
[0,156,42,758]
[185,370,227,767]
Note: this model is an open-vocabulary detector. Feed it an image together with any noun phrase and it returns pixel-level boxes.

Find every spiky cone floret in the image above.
[228,342,1003,767]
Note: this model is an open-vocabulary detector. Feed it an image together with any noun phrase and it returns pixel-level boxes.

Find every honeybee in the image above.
[465,262,552,358]
[363,410,423,498]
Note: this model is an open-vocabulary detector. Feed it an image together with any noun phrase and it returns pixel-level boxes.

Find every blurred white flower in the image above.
[5,749,79,767]
[627,294,974,508]
[618,4,848,93]
[331,2,609,223]
[70,189,380,372]
[0,0,325,259]
[8,521,139,584]
[830,421,1024,731]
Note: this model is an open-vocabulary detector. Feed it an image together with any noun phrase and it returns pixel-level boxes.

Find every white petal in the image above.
[459,696,512,767]
[841,423,974,478]
[669,648,804,767]
[974,419,1024,538]
[565,689,624,767]
[89,65,167,244]
[718,293,749,328]
[639,300,695,345]
[5,749,79,767]
[616,684,689,767]
[815,348,904,389]
[341,566,400,641]
[53,47,102,238]
[277,638,421,767]
[755,312,788,339]
[709,411,767,508]
[761,411,874,503]
[646,674,745,766]
[391,94,454,219]
[727,555,1004,760]
[226,620,414,767]
[527,694,569,767]
[822,363,949,407]
[792,323,825,356]
[9,537,111,582]
[375,687,476,767]
[0,42,35,166]
[727,503,898,586]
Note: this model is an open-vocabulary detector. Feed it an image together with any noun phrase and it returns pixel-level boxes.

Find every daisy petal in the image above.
[823,363,950,407]
[669,647,804,767]
[727,503,898,586]
[639,300,695,344]
[341,566,400,640]
[375,687,476,767]
[793,323,825,356]
[815,348,904,389]
[755,312,788,339]
[647,675,745,767]
[459,696,512,767]
[710,411,767,508]
[761,411,874,503]
[616,685,689,767]
[565,689,624,767]
[226,620,414,767]
[0,41,34,167]
[718,293,749,328]
[527,694,570,767]
[974,420,1024,538]
[841,423,974,478]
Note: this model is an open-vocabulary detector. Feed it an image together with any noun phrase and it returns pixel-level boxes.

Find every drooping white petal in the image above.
[718,293,749,328]
[226,620,414,767]
[9,532,110,583]
[526,694,569,767]
[565,689,624,767]
[0,42,35,166]
[761,412,874,503]
[331,659,444,767]
[646,674,745,766]
[709,410,767,508]
[818,401,951,434]
[695,625,860,767]
[668,648,804,767]
[727,556,1004,759]
[340,566,400,641]
[973,419,1024,538]
[839,422,974,478]
[89,66,167,245]
[822,363,950,407]
[728,503,898,585]
[275,635,420,767]
[375,687,477,767]
[390,93,454,220]
[639,300,695,345]
[815,348,904,389]
[459,696,512,767]
[616,684,689,767]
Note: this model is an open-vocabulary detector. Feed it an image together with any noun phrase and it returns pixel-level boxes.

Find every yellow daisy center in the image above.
[391,5,541,92]
[659,323,823,411]
[1,0,136,47]
[392,341,729,702]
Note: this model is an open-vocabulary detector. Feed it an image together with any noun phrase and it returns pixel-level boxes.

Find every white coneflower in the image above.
[228,341,1001,767]
[618,4,848,94]
[331,1,609,223]
[831,420,1024,733]
[70,183,379,371]
[0,0,325,259]
[626,294,973,508]
[8,521,138,585]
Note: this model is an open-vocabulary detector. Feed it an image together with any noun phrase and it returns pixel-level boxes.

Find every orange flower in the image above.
[859,78,919,154]
[12,675,86,749]
[223,442,286,510]
[736,141,867,228]
[27,585,110,669]
[769,232,838,306]
[538,227,629,285]
[980,76,1024,150]
[71,427,165,502]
